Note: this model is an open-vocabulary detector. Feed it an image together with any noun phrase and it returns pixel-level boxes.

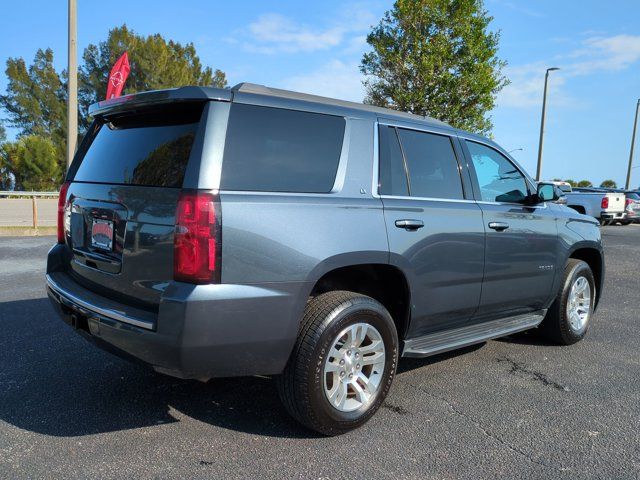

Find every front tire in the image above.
[277,291,398,436]
[539,259,595,345]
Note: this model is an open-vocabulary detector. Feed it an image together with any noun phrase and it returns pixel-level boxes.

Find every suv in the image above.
[47,83,604,435]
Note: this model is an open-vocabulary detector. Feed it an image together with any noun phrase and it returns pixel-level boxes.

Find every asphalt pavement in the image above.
[1,227,639,479]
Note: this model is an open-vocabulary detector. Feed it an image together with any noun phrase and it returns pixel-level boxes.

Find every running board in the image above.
[402,311,546,358]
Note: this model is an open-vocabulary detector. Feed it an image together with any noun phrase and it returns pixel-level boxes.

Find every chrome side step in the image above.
[402,312,546,358]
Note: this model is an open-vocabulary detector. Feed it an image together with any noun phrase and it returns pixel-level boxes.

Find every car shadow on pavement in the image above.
[494,329,559,347]
[0,297,314,439]
[1,297,526,439]
[396,343,485,374]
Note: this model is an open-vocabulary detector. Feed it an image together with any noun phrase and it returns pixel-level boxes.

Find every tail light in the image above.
[601,197,609,209]
[57,181,70,243]
[173,190,221,284]
[626,198,635,212]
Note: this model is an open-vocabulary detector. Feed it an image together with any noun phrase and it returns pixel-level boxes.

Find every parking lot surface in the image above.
[1,227,639,479]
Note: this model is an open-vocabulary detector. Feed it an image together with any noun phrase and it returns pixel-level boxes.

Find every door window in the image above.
[378,125,464,200]
[466,141,529,203]
[398,129,464,200]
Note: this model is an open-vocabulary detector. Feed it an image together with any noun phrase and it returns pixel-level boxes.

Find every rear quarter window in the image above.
[220,104,345,193]
[72,103,203,188]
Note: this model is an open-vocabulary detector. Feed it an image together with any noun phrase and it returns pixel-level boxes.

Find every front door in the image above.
[378,124,485,338]
[462,139,559,318]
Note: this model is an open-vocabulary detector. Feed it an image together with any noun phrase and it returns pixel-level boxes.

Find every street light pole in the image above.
[625,99,640,190]
[535,67,560,182]
[66,0,77,170]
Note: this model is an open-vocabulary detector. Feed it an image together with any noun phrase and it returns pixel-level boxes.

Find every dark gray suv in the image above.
[47,83,604,435]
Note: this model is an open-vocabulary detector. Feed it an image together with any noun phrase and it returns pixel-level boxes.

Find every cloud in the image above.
[281,59,365,102]
[498,34,640,108]
[244,14,344,54]
[498,63,569,108]
[499,1,544,18]
[233,4,377,55]
[569,34,640,75]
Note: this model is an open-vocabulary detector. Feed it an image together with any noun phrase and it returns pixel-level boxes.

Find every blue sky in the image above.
[1,0,639,187]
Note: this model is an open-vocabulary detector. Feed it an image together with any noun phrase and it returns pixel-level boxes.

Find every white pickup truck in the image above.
[555,184,627,225]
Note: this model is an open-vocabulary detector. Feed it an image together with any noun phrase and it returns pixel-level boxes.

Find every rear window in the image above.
[221,104,345,193]
[73,103,203,188]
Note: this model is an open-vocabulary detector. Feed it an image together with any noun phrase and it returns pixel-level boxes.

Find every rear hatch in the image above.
[62,102,205,310]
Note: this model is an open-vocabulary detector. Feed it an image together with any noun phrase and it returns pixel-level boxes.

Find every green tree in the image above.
[0,26,226,190]
[79,25,227,124]
[360,0,508,135]
[600,179,617,188]
[1,135,62,190]
[0,48,67,159]
[0,123,9,189]
[564,179,577,187]
[577,180,592,187]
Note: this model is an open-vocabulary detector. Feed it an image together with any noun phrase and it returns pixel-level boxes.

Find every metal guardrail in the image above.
[0,191,58,197]
[0,191,59,228]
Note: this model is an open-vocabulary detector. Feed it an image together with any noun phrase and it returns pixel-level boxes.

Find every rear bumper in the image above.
[46,247,309,379]
[601,212,626,220]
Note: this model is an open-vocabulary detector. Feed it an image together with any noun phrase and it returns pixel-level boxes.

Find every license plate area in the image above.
[91,219,114,251]
[68,198,127,274]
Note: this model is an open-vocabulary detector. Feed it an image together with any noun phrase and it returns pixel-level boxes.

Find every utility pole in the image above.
[625,99,640,190]
[536,67,560,182]
[66,0,77,170]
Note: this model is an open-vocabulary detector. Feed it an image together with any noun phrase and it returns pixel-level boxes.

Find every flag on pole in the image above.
[106,52,131,100]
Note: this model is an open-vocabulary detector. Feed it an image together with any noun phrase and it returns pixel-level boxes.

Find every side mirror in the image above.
[536,182,563,203]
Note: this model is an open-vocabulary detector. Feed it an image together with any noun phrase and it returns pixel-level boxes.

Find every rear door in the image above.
[378,123,485,338]
[461,139,559,318]
[63,102,206,309]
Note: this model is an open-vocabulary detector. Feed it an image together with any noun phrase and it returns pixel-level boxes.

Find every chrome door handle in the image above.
[488,222,509,231]
[395,219,424,230]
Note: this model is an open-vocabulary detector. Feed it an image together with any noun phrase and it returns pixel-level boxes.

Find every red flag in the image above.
[105,52,131,100]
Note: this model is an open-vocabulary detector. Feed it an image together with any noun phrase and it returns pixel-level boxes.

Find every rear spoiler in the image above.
[88,86,232,117]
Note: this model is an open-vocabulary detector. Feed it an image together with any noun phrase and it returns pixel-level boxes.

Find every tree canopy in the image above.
[0,48,67,155]
[577,180,593,187]
[1,135,61,190]
[600,179,617,188]
[79,25,226,125]
[360,0,508,135]
[0,25,226,191]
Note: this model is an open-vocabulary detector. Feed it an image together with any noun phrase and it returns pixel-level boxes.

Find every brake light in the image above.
[601,197,609,209]
[173,190,221,284]
[57,181,70,243]
[626,198,632,207]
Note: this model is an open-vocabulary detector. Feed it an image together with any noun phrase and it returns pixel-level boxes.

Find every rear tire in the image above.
[277,291,398,436]
[539,259,595,345]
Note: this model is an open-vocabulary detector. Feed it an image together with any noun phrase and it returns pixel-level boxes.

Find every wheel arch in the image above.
[306,260,411,340]
[567,205,586,215]
[568,246,604,309]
